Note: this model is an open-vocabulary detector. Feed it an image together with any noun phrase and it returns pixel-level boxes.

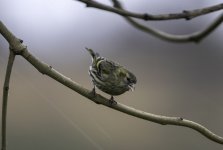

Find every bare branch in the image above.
[76,0,223,21]
[1,50,15,150]
[0,20,223,144]
[112,0,223,43]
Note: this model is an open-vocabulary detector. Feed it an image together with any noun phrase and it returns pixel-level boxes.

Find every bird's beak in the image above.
[128,84,135,91]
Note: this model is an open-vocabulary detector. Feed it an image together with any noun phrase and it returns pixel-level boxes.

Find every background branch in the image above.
[76,0,223,21]
[0,20,223,145]
[1,50,15,150]
[77,0,223,43]
[112,0,223,43]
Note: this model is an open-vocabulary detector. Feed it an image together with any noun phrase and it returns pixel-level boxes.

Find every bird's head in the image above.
[126,71,137,91]
[118,68,137,91]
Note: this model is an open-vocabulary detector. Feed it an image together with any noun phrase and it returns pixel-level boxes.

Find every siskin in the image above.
[86,48,137,104]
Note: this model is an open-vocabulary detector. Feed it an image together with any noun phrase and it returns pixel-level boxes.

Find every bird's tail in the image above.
[85,47,99,59]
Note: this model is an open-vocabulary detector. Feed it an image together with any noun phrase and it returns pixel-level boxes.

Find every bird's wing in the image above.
[96,59,115,81]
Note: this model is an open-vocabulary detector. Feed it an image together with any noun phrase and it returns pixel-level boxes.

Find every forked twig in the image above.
[111,0,223,43]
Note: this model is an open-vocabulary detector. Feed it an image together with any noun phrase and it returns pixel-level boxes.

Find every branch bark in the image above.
[0,20,223,145]
[112,0,223,43]
[1,51,15,150]
[76,0,223,21]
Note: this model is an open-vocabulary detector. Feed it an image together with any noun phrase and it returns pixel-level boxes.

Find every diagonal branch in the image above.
[112,0,223,43]
[76,0,223,21]
[1,50,15,150]
[0,20,223,144]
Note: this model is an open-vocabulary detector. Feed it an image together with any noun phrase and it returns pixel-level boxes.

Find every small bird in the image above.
[86,48,137,104]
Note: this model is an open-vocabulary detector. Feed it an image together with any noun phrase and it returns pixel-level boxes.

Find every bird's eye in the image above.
[126,77,131,83]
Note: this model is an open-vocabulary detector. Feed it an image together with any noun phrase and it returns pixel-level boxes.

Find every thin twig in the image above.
[76,0,223,21]
[1,50,15,150]
[0,20,222,144]
[112,0,223,43]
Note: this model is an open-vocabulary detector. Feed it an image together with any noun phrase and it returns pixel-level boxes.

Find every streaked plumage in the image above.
[86,48,137,104]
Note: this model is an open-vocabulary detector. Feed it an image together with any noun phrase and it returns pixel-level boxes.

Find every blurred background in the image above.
[0,0,223,149]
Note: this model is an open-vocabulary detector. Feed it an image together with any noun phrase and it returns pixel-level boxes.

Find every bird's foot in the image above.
[108,96,117,106]
[89,87,101,104]
[89,87,96,97]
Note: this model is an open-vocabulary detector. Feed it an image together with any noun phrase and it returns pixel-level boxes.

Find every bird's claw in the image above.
[89,87,96,97]
[89,87,101,104]
[109,96,117,106]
